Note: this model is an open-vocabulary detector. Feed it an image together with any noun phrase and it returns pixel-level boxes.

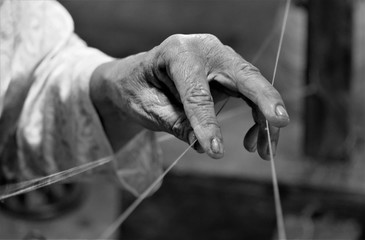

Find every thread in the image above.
[266,0,291,239]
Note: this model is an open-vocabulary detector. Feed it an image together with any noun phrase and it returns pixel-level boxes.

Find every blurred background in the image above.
[0,0,364,239]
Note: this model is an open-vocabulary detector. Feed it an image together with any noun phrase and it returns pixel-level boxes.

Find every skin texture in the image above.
[90,34,290,160]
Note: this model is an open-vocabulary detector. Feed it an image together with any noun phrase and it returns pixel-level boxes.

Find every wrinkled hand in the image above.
[91,34,289,160]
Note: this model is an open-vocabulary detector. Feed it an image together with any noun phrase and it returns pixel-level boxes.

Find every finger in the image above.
[211,48,290,128]
[257,123,280,160]
[155,103,192,143]
[133,85,191,142]
[188,132,205,154]
[235,65,290,128]
[243,124,259,152]
[155,101,204,155]
[139,82,206,155]
[168,55,224,159]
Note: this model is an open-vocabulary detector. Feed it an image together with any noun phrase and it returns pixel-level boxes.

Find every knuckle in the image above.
[183,85,219,130]
[196,34,223,58]
[197,34,220,44]
[161,34,195,64]
[162,34,226,70]
[165,34,222,52]
[164,34,189,50]
[195,115,220,133]
[185,85,213,105]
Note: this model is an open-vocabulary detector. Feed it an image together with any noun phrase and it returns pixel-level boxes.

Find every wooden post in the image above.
[304,0,354,161]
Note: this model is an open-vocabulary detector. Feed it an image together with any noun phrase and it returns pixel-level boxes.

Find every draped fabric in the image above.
[0,0,162,196]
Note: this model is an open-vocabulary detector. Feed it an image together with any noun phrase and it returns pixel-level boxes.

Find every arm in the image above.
[1,1,162,196]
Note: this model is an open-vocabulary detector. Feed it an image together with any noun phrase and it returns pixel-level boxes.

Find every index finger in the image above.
[167,53,224,159]
[235,61,290,127]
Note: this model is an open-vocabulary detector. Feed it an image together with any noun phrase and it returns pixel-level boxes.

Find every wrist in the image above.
[89,53,152,151]
[90,52,154,114]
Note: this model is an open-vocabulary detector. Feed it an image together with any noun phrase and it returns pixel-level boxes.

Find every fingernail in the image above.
[275,105,289,118]
[211,138,222,154]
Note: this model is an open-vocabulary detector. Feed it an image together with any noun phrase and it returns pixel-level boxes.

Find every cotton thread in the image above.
[266,0,291,239]
[0,156,113,201]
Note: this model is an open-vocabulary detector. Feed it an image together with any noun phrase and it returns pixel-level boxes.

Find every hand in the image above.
[90,34,289,160]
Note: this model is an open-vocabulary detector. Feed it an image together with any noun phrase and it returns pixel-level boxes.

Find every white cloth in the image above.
[0,0,162,196]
